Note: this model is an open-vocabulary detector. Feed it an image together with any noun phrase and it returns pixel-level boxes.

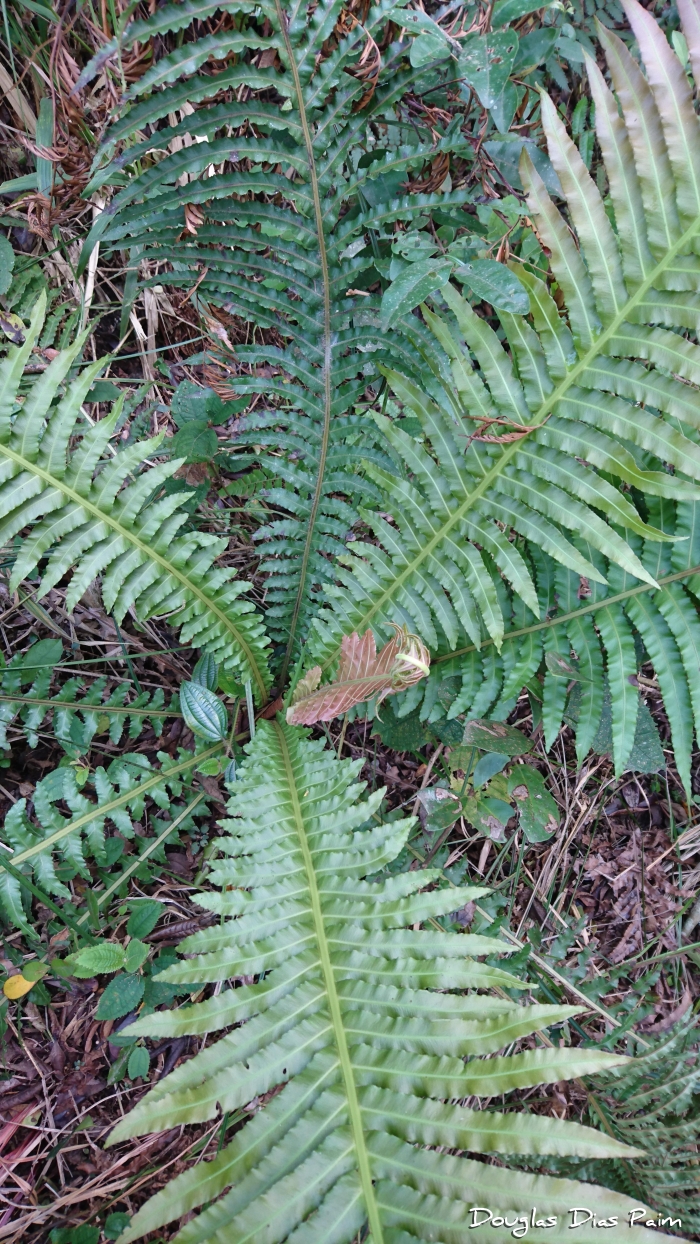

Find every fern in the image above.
[78,0,475,678]
[305,0,700,789]
[0,746,213,934]
[517,1018,700,1234]
[0,296,271,701]
[0,637,179,757]
[108,722,669,1244]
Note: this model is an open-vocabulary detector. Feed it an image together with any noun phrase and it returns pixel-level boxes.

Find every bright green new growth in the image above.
[111,721,666,1244]
[0,295,271,701]
[307,0,700,791]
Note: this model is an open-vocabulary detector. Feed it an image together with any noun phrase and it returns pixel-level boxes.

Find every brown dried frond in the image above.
[181,203,206,236]
[405,151,450,193]
[347,29,381,110]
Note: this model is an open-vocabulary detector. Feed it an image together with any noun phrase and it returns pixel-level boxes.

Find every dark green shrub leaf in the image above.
[472,752,509,788]
[126,900,163,940]
[180,681,227,741]
[463,793,513,841]
[171,380,229,426]
[127,1046,150,1081]
[380,258,452,329]
[95,972,145,1021]
[417,786,462,834]
[0,236,14,298]
[21,960,48,982]
[509,765,559,842]
[483,137,561,195]
[85,380,121,403]
[104,1213,132,1241]
[409,31,450,66]
[463,719,532,755]
[192,653,218,690]
[454,259,531,313]
[123,939,149,973]
[104,838,125,867]
[458,31,519,131]
[49,1227,99,1244]
[491,0,556,23]
[512,27,558,74]
[170,421,218,463]
[16,638,63,685]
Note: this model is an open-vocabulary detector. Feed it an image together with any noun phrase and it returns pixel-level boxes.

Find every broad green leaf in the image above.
[65,942,125,978]
[127,900,164,940]
[508,765,559,842]
[180,682,228,742]
[193,654,219,691]
[128,1046,151,1080]
[381,259,452,330]
[95,972,145,1020]
[455,259,531,313]
[171,380,231,427]
[170,421,218,463]
[124,939,150,974]
[0,236,14,298]
[459,31,519,132]
[491,0,557,24]
[417,787,462,834]
[471,752,509,787]
[463,719,532,755]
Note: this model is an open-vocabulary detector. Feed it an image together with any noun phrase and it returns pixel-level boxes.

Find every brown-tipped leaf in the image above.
[286,627,430,725]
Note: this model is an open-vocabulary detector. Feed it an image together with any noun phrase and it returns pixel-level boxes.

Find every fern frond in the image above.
[0,297,271,701]
[106,722,674,1244]
[0,638,179,756]
[307,0,700,786]
[0,746,214,933]
[79,0,474,677]
[518,1018,700,1233]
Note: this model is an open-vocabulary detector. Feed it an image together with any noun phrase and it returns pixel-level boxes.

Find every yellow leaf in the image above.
[3,974,34,999]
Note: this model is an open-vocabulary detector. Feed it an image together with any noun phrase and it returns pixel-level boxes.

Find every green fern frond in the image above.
[0,747,213,934]
[79,0,474,677]
[0,637,179,756]
[307,0,700,787]
[0,297,271,701]
[518,1018,700,1233]
[107,722,673,1244]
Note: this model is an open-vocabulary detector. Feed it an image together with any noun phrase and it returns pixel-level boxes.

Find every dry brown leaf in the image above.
[286,626,429,725]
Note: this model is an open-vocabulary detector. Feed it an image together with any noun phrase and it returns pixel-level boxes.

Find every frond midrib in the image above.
[319,211,700,672]
[0,439,269,702]
[435,559,700,664]
[274,721,382,1241]
[11,742,221,865]
[0,692,182,716]
[275,0,333,689]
